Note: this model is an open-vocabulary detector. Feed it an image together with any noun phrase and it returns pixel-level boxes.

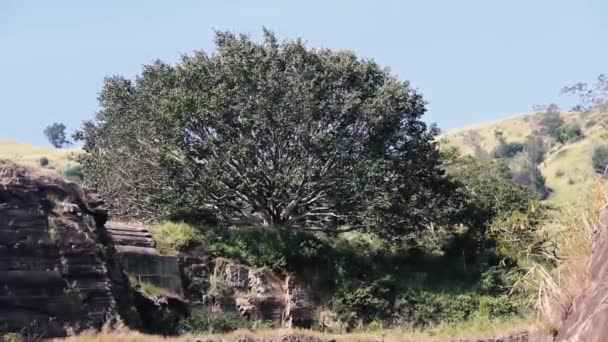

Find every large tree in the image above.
[77,30,454,238]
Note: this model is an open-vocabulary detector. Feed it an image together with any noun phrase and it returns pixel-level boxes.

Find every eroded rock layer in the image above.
[0,163,139,337]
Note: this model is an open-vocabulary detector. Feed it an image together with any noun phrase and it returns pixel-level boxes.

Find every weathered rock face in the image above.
[0,163,140,337]
[180,256,315,328]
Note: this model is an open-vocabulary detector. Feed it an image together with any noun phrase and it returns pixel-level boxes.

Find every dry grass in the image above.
[54,318,536,342]
[441,111,607,206]
[0,159,62,183]
[52,323,538,342]
[0,139,79,173]
[531,180,608,332]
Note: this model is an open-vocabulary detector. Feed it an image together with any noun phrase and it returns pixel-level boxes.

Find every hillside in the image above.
[0,139,79,172]
[442,111,606,206]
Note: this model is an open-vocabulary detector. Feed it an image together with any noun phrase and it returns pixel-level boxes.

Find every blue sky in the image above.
[1,0,606,145]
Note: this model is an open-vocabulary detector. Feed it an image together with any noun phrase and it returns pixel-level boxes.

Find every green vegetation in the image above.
[177,308,252,334]
[62,165,83,182]
[77,30,454,242]
[130,276,179,298]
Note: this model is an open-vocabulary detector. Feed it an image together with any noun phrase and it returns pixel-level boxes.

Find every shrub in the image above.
[332,276,395,325]
[553,124,583,144]
[538,112,564,136]
[555,169,565,178]
[149,222,203,254]
[523,136,548,164]
[592,145,608,176]
[39,157,49,167]
[178,308,250,334]
[477,295,519,319]
[492,142,524,159]
[62,165,83,182]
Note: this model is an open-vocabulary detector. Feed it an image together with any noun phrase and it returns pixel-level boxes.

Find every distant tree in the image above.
[76,30,456,239]
[43,123,70,148]
[561,74,608,113]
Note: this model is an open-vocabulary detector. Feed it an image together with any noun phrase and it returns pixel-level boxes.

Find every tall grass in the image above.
[532,180,608,332]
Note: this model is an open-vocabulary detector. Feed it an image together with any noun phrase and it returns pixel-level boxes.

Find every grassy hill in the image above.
[441,111,606,206]
[0,139,79,172]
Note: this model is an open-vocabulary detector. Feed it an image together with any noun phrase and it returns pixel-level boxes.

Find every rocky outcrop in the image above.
[106,221,184,297]
[0,162,140,337]
[553,222,608,342]
[180,256,315,328]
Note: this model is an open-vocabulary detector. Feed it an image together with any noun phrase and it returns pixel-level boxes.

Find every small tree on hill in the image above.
[43,123,70,148]
[76,30,456,239]
[562,74,608,114]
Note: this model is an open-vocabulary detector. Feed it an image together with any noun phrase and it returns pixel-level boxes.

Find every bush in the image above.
[62,165,83,182]
[523,136,548,164]
[178,308,250,334]
[492,142,524,159]
[332,277,395,325]
[39,157,49,167]
[592,145,608,176]
[553,124,583,144]
[538,112,564,136]
[149,222,204,254]
[477,295,519,318]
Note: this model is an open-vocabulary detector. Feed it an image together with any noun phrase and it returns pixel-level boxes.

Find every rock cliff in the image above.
[0,162,140,337]
[180,255,315,328]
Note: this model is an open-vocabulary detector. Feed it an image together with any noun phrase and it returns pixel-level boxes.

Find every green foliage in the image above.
[76,30,454,240]
[332,276,395,324]
[62,165,83,182]
[392,290,520,328]
[592,145,608,175]
[178,308,250,334]
[492,142,524,159]
[477,295,519,319]
[130,276,178,298]
[38,157,49,167]
[43,122,70,148]
[443,150,538,257]
[553,123,583,144]
[150,222,204,254]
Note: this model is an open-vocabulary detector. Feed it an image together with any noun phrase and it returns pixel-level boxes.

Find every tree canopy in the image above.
[77,30,454,239]
[43,122,70,148]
